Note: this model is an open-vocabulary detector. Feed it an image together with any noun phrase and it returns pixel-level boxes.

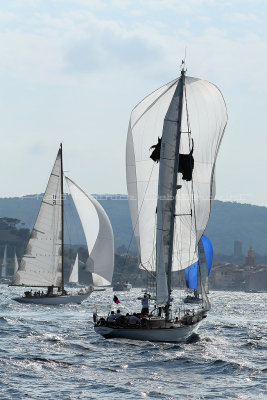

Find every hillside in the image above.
[0,195,266,255]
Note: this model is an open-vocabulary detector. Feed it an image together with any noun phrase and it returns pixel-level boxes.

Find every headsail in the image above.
[66,177,114,286]
[184,234,213,291]
[126,72,227,306]
[1,245,7,278]
[13,148,63,287]
[69,253,79,284]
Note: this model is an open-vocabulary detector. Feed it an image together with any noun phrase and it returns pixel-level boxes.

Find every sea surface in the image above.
[0,285,266,400]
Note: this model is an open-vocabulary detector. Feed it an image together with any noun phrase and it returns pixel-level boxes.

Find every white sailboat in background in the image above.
[0,245,8,283]
[68,253,79,286]
[13,251,19,276]
[13,144,114,305]
[94,64,227,342]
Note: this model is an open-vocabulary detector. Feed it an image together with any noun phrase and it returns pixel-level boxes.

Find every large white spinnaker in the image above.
[13,149,63,287]
[69,253,79,284]
[126,74,227,305]
[66,177,114,286]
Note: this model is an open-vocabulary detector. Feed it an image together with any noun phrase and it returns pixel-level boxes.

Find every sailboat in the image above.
[68,253,79,286]
[184,235,213,304]
[94,65,227,342]
[12,144,114,305]
[13,251,19,276]
[0,245,8,284]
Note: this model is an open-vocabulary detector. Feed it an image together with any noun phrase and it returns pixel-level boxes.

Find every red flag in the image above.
[113,295,120,304]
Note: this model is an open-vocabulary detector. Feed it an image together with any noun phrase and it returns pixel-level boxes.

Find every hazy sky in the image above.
[0,0,266,206]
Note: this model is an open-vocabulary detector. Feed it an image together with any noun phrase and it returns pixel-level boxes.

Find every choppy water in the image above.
[0,285,266,400]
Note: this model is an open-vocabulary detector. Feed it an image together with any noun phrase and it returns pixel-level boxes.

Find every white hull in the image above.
[13,288,93,305]
[94,322,200,343]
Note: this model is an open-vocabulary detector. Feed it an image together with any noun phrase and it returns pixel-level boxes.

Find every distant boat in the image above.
[113,281,132,292]
[68,253,79,286]
[12,144,114,305]
[184,235,213,304]
[94,64,227,342]
[0,245,9,284]
[1,247,19,285]
[1,245,7,278]
[13,251,19,276]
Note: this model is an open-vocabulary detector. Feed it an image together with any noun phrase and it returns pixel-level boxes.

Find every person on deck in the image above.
[129,313,141,325]
[107,311,116,322]
[114,309,121,319]
[141,294,149,315]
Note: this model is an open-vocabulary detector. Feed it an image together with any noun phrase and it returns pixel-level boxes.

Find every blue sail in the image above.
[184,261,198,289]
[201,234,213,274]
[184,235,213,289]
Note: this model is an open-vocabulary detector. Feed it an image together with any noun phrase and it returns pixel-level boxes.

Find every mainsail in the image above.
[66,177,114,286]
[126,72,227,306]
[1,245,7,278]
[13,148,63,287]
[69,253,79,284]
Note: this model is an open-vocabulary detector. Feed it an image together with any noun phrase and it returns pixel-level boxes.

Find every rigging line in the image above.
[139,262,156,279]
[149,211,157,295]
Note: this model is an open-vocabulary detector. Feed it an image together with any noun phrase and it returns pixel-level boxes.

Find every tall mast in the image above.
[166,68,185,317]
[60,143,64,292]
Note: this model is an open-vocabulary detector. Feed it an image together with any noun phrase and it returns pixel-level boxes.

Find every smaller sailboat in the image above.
[0,245,9,284]
[68,253,79,286]
[1,247,20,285]
[184,235,213,304]
[12,144,114,305]
[13,251,19,276]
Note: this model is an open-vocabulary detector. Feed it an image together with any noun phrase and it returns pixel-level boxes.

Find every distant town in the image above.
[209,242,267,292]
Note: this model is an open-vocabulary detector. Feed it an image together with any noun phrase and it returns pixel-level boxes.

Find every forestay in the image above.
[66,177,114,286]
[13,149,63,287]
[126,75,227,277]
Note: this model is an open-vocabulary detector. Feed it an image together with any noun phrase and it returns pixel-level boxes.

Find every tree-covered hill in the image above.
[0,195,266,256]
[0,217,30,259]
